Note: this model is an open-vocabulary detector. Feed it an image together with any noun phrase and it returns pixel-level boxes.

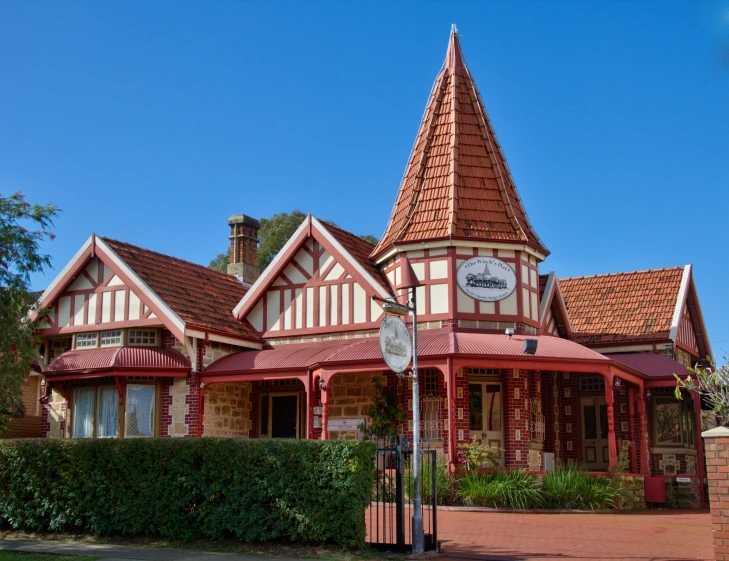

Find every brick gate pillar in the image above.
[702,426,729,559]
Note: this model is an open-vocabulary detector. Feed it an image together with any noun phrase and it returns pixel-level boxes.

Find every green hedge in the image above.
[0,438,375,546]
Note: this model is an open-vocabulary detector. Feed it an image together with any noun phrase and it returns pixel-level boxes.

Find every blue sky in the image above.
[2,1,727,358]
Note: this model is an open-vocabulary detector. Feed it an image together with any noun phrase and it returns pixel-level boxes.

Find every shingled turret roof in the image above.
[372,26,548,260]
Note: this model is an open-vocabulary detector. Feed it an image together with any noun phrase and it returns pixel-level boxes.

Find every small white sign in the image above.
[379,315,412,373]
[456,257,517,302]
[313,416,321,429]
[313,406,323,415]
[327,418,365,431]
[676,477,692,483]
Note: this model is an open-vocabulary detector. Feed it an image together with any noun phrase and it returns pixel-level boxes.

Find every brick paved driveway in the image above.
[435,509,711,561]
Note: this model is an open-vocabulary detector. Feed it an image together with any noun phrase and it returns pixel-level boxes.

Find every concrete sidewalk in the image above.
[0,539,299,561]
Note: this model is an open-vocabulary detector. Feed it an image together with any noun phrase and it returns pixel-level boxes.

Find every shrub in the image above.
[542,462,620,510]
[456,470,544,509]
[0,438,375,546]
[456,442,501,471]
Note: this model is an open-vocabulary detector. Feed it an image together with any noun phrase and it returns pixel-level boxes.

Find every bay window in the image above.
[70,382,157,438]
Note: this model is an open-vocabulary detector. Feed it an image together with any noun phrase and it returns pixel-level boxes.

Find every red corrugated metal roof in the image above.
[47,347,190,374]
[102,238,261,341]
[371,28,548,260]
[560,268,683,345]
[205,328,609,375]
[605,353,693,380]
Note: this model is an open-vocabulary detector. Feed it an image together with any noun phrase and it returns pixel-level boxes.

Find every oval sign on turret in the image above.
[379,315,412,373]
[456,257,517,302]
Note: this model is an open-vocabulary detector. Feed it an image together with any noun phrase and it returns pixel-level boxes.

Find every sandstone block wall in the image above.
[327,372,385,440]
[203,383,252,438]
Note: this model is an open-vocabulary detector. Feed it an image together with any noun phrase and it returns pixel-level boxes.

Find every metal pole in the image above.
[411,288,424,554]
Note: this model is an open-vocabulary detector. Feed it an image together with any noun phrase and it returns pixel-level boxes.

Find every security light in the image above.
[505,328,515,337]
[522,339,538,355]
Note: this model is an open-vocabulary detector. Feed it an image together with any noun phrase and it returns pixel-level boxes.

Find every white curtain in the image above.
[72,388,95,438]
[96,387,118,437]
[126,385,154,437]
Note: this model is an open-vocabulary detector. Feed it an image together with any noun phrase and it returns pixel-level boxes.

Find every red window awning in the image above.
[46,347,190,380]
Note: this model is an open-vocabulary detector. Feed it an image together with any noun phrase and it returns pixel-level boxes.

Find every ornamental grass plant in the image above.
[541,462,620,510]
[456,470,544,509]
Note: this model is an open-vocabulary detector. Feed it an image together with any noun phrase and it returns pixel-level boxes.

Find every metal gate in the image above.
[367,435,438,552]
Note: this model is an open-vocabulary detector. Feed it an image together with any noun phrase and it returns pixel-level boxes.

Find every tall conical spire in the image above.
[371,26,548,260]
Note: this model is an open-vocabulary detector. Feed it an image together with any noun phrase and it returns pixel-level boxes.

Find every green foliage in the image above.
[360,378,405,438]
[456,470,544,509]
[456,442,501,470]
[0,438,375,546]
[675,358,729,426]
[0,191,59,434]
[404,457,458,506]
[208,252,230,272]
[359,234,379,245]
[541,462,620,510]
[257,210,308,272]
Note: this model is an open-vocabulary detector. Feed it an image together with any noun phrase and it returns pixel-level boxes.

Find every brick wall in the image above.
[4,416,43,438]
[504,369,529,467]
[702,427,729,560]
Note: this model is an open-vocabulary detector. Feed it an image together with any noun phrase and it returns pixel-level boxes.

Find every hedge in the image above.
[0,438,375,546]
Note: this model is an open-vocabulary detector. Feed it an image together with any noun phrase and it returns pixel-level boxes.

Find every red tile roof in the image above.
[319,222,392,293]
[606,353,693,380]
[559,268,684,345]
[372,28,548,260]
[47,347,190,374]
[102,238,260,341]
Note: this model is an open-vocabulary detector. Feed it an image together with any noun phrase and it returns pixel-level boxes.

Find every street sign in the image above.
[379,315,412,373]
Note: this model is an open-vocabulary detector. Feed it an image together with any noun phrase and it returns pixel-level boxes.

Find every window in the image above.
[127,330,158,346]
[580,377,605,392]
[422,369,439,397]
[654,389,695,448]
[100,330,123,347]
[72,388,95,438]
[72,386,118,438]
[126,385,155,437]
[75,332,99,349]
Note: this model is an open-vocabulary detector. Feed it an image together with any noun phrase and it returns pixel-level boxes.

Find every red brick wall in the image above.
[504,369,529,467]
[702,429,729,559]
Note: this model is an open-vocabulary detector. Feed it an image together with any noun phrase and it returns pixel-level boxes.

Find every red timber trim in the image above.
[637,389,649,475]
[603,370,617,471]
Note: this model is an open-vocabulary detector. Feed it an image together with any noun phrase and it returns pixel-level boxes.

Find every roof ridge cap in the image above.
[560,266,686,281]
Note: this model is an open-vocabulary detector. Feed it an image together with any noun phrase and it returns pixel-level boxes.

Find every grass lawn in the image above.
[0,553,101,561]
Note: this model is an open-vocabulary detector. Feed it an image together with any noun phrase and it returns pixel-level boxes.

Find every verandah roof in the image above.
[202,328,648,384]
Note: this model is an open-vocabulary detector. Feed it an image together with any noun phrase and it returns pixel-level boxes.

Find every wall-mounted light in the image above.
[613,377,621,389]
[522,339,538,355]
[318,378,328,392]
[505,328,515,338]
[645,389,652,399]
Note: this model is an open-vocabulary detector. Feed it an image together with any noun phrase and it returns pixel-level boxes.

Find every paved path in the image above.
[0,539,296,561]
[436,509,712,561]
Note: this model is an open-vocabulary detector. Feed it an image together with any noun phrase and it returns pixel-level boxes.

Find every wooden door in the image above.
[581,396,608,469]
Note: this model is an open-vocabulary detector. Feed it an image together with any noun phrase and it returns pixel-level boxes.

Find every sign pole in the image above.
[410,287,424,554]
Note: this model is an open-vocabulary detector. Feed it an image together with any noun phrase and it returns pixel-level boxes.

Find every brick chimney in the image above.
[227,214,260,285]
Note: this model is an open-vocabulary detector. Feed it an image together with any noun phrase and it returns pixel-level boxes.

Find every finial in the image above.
[451,23,458,35]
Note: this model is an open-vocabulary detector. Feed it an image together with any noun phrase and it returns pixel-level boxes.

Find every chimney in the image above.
[227,214,260,285]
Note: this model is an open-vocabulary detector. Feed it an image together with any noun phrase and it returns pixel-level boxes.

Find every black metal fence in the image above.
[366,435,438,552]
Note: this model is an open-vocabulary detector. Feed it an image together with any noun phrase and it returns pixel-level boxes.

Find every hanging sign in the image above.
[456,257,517,302]
[379,315,412,373]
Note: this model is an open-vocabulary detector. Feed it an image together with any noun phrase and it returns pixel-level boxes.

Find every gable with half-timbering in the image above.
[246,238,385,337]
[37,256,161,335]
[235,216,391,339]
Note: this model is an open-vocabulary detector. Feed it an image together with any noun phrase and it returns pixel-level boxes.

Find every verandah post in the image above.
[446,357,457,472]
[628,386,637,473]
[637,384,649,475]
[320,376,330,441]
[604,373,617,470]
